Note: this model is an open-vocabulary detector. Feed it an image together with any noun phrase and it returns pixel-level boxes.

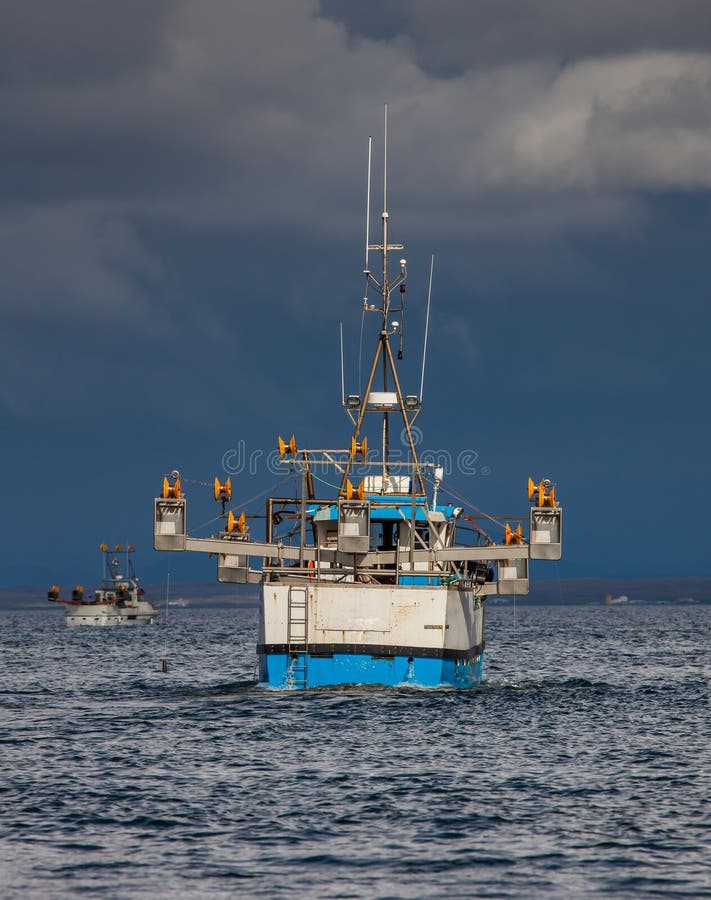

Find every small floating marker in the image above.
[161,658,168,673]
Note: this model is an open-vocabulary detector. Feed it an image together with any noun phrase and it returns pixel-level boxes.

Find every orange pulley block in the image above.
[162,475,181,499]
[278,434,298,457]
[345,479,366,501]
[227,511,247,534]
[527,476,557,508]
[505,523,524,545]
[350,435,368,460]
[214,477,232,503]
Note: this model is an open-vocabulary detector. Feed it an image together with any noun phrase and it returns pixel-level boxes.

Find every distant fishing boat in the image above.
[47,544,157,626]
[151,109,563,688]
[605,593,630,606]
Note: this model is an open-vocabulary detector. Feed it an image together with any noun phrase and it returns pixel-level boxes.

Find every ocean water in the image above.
[1,603,709,898]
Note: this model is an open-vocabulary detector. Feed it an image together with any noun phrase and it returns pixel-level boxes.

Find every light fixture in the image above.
[404,395,420,409]
[346,395,361,408]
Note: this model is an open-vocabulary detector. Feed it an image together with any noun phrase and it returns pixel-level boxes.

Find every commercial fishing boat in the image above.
[152,114,563,688]
[47,544,157,626]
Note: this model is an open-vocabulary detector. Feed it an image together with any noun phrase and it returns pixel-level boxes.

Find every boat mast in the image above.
[381,104,390,483]
[339,105,425,496]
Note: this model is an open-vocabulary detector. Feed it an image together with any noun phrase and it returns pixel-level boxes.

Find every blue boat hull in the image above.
[258,650,484,689]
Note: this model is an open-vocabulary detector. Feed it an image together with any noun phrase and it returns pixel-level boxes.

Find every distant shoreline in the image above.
[1,576,709,611]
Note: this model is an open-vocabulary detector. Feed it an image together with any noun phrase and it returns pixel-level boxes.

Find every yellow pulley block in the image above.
[99,543,108,551]
[214,476,232,503]
[527,476,554,507]
[226,511,247,533]
[162,475,181,499]
[527,477,536,502]
[345,480,366,501]
[115,544,122,552]
[278,434,298,457]
[505,522,525,545]
[350,435,368,460]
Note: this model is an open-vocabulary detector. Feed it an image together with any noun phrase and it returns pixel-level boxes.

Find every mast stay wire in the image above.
[423,471,518,538]
[189,471,297,535]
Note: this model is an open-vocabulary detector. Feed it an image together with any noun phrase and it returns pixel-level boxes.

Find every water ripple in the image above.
[1,605,709,898]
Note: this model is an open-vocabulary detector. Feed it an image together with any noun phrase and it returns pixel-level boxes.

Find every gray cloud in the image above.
[2,0,711,421]
[321,0,711,73]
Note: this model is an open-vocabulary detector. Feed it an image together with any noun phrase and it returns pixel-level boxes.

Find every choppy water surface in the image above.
[1,604,709,898]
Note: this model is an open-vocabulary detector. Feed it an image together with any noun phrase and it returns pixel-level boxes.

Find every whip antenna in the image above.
[383,104,388,216]
[364,136,372,277]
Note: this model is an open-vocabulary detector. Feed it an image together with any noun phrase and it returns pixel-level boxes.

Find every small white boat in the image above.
[47,544,157,626]
[605,593,630,605]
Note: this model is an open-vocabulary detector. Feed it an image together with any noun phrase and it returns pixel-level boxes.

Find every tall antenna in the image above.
[364,136,372,276]
[383,103,388,216]
[419,254,435,403]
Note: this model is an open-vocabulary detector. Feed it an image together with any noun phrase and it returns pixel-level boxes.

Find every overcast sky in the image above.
[2,1,710,587]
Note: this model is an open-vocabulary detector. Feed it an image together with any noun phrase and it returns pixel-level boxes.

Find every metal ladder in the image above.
[286,586,308,689]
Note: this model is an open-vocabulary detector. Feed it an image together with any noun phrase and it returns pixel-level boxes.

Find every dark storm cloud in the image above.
[4,0,711,232]
[1,0,711,420]
[1,1,710,582]
[320,0,711,73]
[0,0,175,85]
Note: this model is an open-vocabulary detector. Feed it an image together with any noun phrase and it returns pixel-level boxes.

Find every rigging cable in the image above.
[424,472,514,537]
[189,471,297,535]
